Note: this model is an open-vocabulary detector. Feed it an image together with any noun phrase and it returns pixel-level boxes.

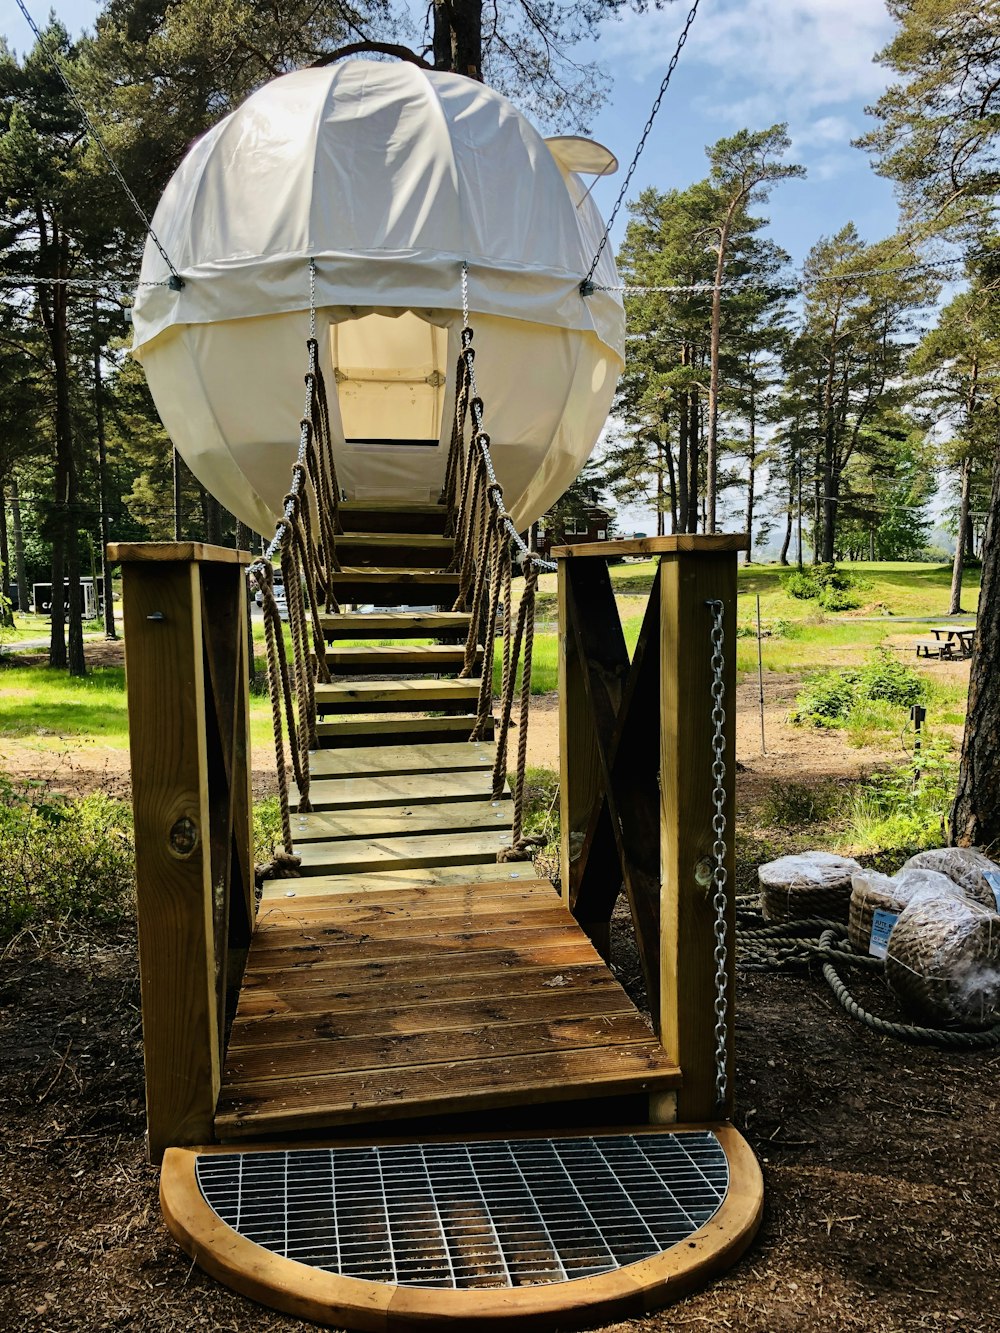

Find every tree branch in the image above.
[310,41,433,71]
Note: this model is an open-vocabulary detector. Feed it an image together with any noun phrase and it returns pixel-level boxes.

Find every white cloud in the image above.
[602,0,894,114]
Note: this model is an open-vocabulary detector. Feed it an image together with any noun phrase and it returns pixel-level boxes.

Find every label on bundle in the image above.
[984,870,1000,913]
[869,908,898,959]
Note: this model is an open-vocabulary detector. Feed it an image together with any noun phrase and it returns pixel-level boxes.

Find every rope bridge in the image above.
[251,264,551,875]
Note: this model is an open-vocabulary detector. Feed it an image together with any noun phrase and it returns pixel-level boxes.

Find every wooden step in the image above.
[333,532,454,569]
[295,827,515,875]
[314,678,481,713]
[330,567,460,606]
[306,741,496,780]
[337,501,448,534]
[317,610,471,640]
[261,861,536,899]
[323,644,481,673]
[293,768,501,812]
[288,797,512,844]
[314,715,494,746]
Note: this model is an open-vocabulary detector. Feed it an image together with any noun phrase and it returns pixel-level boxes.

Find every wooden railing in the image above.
[554,534,745,1123]
[108,542,255,1164]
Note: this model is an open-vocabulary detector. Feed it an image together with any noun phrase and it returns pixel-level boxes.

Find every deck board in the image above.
[218,879,680,1138]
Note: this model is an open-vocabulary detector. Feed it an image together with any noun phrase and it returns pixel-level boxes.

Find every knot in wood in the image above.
[168,815,199,858]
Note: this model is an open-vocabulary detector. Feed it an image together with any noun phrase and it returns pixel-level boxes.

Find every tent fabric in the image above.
[133,61,624,535]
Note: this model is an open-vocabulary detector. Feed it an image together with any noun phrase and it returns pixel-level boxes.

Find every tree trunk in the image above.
[743,389,756,564]
[686,388,700,534]
[951,445,1000,847]
[10,472,29,616]
[173,447,183,541]
[93,311,117,640]
[705,222,729,535]
[677,348,689,530]
[949,454,972,615]
[655,438,665,537]
[663,432,678,535]
[433,0,484,78]
[0,483,14,627]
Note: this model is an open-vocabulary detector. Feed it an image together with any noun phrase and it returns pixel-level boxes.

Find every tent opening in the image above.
[332,312,448,447]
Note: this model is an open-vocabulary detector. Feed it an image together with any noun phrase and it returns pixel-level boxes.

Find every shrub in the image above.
[783,570,818,600]
[761,780,843,827]
[817,584,862,611]
[844,740,955,853]
[789,669,859,725]
[856,649,925,707]
[0,777,135,939]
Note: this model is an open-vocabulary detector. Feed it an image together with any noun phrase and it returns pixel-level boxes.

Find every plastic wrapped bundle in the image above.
[757,851,862,923]
[848,868,965,955]
[902,847,1000,911]
[885,895,1000,1029]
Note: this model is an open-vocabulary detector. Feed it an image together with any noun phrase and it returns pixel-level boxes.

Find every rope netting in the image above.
[251,262,551,877]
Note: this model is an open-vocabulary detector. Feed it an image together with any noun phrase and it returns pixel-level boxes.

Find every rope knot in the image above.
[254,850,301,885]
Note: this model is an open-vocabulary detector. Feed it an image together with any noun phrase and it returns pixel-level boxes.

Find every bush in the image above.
[783,570,818,600]
[856,649,925,707]
[789,669,860,725]
[0,777,135,939]
[845,741,955,853]
[818,584,862,611]
[761,780,843,827]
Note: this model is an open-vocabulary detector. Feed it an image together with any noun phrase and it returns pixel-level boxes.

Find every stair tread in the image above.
[331,567,459,579]
[315,679,480,704]
[336,533,453,546]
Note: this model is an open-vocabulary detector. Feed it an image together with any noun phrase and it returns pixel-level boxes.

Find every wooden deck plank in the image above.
[306,742,495,779]
[223,1012,656,1085]
[235,962,614,1019]
[228,980,630,1047]
[215,1044,681,1137]
[295,828,514,873]
[254,881,556,923]
[314,715,490,744]
[323,644,480,672]
[291,768,499,811]
[238,940,600,991]
[316,612,471,638]
[314,679,481,708]
[260,861,534,898]
[287,798,511,843]
[245,921,589,970]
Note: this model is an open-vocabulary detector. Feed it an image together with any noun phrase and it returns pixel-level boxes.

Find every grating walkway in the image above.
[195,1132,728,1289]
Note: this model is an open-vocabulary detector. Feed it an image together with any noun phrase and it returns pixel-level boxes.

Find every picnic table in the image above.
[915,625,976,660]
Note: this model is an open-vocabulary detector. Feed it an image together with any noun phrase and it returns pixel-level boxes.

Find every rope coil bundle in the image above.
[847,867,965,955]
[757,851,861,924]
[884,895,1000,1030]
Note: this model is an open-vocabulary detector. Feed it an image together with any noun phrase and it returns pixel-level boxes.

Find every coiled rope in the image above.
[736,900,1000,1050]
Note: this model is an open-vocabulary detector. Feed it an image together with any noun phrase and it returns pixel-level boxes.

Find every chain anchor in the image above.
[706,598,730,1114]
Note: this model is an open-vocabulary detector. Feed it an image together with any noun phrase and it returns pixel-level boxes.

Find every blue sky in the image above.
[3,0,907,539]
[2,0,901,270]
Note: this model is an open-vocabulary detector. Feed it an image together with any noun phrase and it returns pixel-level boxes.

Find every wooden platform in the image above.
[215,878,681,1139]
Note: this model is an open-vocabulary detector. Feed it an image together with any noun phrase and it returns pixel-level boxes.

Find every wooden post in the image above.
[557,558,615,953]
[109,541,254,1164]
[659,541,740,1122]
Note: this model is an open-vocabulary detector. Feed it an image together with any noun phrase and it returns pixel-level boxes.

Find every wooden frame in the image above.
[160,1123,763,1330]
[110,541,255,1164]
[555,536,745,1123]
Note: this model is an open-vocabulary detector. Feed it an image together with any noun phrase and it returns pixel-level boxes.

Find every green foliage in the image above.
[760,780,843,828]
[845,741,956,854]
[0,776,135,939]
[253,796,284,865]
[780,563,869,610]
[791,648,926,727]
[856,648,925,707]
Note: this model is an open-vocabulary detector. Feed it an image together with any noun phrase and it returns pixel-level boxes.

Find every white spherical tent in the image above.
[131,60,625,536]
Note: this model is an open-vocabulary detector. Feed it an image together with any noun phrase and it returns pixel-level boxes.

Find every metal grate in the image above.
[195,1133,728,1289]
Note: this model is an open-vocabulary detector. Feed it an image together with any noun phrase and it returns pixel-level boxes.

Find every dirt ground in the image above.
[3,649,998,1330]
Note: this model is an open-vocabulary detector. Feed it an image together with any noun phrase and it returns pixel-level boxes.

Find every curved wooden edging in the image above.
[160,1125,764,1331]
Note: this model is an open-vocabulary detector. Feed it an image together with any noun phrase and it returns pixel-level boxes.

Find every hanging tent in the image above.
[131,60,625,536]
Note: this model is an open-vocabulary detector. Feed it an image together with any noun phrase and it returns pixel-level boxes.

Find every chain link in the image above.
[582,0,702,291]
[706,597,730,1112]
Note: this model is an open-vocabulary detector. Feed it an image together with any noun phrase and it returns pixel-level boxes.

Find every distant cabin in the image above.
[543,505,613,551]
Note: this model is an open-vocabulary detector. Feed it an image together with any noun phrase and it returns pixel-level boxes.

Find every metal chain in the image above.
[581,0,703,292]
[706,598,730,1112]
[460,262,556,573]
